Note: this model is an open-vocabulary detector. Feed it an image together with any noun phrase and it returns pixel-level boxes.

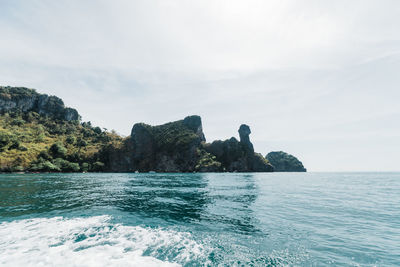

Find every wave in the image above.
[0,216,208,267]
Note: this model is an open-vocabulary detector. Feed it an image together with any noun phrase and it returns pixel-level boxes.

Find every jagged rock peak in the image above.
[238,124,251,140]
[238,124,253,152]
[131,123,152,139]
[183,115,206,142]
[0,86,80,121]
[130,115,205,142]
[127,116,207,172]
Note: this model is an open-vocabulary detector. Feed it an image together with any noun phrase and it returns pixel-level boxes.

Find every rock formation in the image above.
[203,124,273,172]
[1,86,303,173]
[238,124,254,152]
[106,115,211,172]
[106,117,273,172]
[0,86,80,121]
[266,151,306,172]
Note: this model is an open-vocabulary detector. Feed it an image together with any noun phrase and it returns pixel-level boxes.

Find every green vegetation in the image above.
[195,149,222,172]
[0,86,38,100]
[0,110,123,172]
[150,120,200,151]
[266,151,307,172]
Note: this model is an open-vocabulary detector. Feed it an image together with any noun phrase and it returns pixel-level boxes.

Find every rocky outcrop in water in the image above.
[106,115,212,172]
[130,116,206,172]
[106,117,273,172]
[0,86,80,121]
[266,151,306,172]
[0,86,294,173]
[203,124,273,172]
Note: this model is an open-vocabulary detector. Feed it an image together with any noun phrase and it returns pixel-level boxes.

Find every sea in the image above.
[0,172,399,266]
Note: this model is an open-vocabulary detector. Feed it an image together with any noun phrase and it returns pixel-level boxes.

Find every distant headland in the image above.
[0,86,306,173]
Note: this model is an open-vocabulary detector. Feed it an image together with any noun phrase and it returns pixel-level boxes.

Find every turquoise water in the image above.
[0,172,399,266]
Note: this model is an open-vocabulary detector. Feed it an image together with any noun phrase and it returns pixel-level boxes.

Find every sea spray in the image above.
[0,216,208,267]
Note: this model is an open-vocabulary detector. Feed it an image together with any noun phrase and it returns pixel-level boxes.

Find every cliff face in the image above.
[266,151,307,172]
[107,115,209,172]
[203,124,273,172]
[107,117,273,172]
[131,116,206,172]
[0,86,80,121]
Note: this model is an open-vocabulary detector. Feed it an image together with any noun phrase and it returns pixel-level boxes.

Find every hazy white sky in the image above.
[1,0,399,171]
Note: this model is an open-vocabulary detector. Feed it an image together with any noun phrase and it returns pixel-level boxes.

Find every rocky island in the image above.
[104,115,273,172]
[266,151,307,172]
[0,86,305,172]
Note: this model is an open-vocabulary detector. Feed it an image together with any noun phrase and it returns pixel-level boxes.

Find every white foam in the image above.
[0,216,207,267]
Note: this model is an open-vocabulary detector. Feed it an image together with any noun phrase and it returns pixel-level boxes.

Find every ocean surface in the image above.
[0,172,399,266]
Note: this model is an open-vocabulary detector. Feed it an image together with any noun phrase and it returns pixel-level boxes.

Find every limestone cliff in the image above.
[106,117,273,172]
[0,86,80,121]
[0,86,123,172]
[107,115,213,172]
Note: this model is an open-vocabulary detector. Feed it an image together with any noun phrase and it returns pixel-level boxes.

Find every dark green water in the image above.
[0,172,399,266]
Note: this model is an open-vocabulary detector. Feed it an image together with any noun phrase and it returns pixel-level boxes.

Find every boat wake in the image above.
[0,216,207,267]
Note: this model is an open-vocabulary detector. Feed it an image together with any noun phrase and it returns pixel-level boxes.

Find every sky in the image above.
[0,0,399,171]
